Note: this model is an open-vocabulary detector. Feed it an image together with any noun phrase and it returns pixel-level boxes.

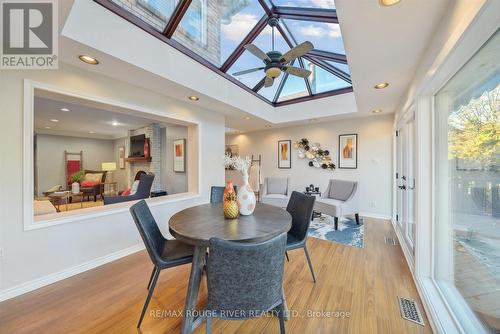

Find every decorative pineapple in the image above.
[223,192,239,219]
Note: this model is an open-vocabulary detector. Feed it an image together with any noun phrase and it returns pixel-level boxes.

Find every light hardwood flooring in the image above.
[0,218,431,334]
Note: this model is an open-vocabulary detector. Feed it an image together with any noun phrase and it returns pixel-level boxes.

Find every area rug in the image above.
[308,215,364,248]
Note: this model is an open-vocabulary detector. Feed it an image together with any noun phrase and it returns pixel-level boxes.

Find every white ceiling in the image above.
[34,90,180,139]
[55,0,451,134]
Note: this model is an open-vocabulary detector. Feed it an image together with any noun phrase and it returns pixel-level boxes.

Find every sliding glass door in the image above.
[434,30,499,333]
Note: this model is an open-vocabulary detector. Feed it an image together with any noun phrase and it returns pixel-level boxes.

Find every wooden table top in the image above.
[169,203,292,247]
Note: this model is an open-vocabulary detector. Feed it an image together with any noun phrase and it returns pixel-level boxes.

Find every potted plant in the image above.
[71,170,85,194]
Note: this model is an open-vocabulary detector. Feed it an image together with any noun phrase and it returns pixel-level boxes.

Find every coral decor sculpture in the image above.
[294,138,336,170]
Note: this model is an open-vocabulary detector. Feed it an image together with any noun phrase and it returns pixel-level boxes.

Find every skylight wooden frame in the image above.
[93,0,353,106]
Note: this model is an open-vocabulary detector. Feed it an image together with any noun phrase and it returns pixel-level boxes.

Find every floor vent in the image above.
[398,297,425,326]
[384,236,397,245]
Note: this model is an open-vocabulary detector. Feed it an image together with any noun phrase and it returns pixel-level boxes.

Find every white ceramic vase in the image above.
[71,182,80,194]
[237,171,256,215]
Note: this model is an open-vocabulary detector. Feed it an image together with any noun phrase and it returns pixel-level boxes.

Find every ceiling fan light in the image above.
[379,0,401,6]
[266,67,281,79]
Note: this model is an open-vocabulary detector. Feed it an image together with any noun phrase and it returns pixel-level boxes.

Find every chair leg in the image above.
[278,303,286,334]
[206,316,212,334]
[146,266,156,290]
[355,213,360,225]
[334,217,338,230]
[137,267,160,328]
[285,252,289,262]
[303,246,316,283]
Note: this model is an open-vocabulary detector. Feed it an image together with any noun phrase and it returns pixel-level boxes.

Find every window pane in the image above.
[270,0,335,9]
[283,19,345,54]
[172,0,265,67]
[325,60,350,75]
[110,0,177,31]
[278,67,309,102]
[434,30,500,333]
[258,76,283,102]
[228,26,289,89]
[303,59,350,93]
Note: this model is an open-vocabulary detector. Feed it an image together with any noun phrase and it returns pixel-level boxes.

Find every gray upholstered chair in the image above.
[314,179,360,230]
[129,200,194,328]
[103,173,155,205]
[260,177,291,208]
[285,191,317,282]
[210,185,238,203]
[205,233,287,334]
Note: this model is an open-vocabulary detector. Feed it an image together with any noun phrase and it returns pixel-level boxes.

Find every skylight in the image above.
[101,0,352,106]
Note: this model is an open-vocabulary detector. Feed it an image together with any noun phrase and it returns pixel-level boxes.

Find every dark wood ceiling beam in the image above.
[274,86,353,107]
[308,49,347,64]
[272,6,338,23]
[304,55,351,84]
[253,77,266,92]
[273,73,289,103]
[276,22,295,48]
[163,0,192,38]
[258,0,273,16]
[220,14,269,73]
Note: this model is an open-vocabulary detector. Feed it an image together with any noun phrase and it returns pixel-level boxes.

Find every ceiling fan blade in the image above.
[232,67,265,76]
[264,76,274,87]
[280,41,314,64]
[244,44,271,62]
[283,65,312,78]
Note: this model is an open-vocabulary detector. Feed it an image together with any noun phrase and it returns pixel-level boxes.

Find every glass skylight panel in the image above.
[110,0,177,31]
[283,19,345,54]
[258,76,283,101]
[277,73,309,102]
[171,0,265,67]
[270,0,335,9]
[325,61,350,75]
[303,59,350,94]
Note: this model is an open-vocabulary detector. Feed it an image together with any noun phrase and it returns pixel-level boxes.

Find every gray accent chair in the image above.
[314,179,360,230]
[205,233,287,334]
[285,191,317,282]
[260,177,291,208]
[210,185,238,203]
[129,200,194,328]
[103,173,155,205]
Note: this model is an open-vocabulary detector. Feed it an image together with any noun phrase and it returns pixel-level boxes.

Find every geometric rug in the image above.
[308,215,364,248]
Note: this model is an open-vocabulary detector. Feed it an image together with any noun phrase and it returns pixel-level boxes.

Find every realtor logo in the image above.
[1,0,58,69]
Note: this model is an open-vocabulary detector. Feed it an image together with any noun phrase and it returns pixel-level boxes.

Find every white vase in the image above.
[71,182,80,194]
[237,171,256,215]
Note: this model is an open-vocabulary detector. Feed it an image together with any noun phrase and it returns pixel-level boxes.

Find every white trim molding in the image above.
[0,243,145,302]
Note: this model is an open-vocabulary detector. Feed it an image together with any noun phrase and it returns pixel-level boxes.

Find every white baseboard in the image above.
[360,212,392,220]
[0,243,145,302]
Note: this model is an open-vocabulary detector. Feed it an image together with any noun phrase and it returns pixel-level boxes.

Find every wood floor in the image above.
[0,218,431,334]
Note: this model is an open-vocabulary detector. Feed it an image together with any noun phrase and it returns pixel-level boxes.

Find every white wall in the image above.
[36,134,115,195]
[0,63,225,296]
[161,126,189,194]
[226,114,394,218]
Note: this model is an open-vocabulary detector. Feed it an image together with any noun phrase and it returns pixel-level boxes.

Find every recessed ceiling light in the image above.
[60,107,69,112]
[265,124,272,128]
[88,131,95,134]
[44,126,51,129]
[309,118,317,122]
[374,82,389,89]
[112,121,119,126]
[188,96,199,101]
[372,109,383,114]
[244,116,250,120]
[379,0,401,6]
[78,55,99,65]
[50,119,59,122]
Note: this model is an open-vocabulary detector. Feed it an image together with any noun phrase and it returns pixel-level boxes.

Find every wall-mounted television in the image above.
[130,134,146,157]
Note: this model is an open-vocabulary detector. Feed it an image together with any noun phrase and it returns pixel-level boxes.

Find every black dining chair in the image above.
[129,200,195,328]
[285,191,317,283]
[205,233,287,334]
[210,185,238,203]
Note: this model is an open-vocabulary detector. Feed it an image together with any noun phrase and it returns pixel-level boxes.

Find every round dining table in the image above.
[169,202,292,334]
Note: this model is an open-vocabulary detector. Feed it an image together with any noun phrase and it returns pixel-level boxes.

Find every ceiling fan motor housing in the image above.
[265,50,284,78]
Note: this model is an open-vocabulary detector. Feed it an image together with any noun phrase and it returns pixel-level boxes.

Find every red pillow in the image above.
[81,180,99,187]
[121,188,132,196]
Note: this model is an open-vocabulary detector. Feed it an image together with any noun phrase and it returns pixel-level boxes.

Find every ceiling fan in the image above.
[232,18,313,88]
